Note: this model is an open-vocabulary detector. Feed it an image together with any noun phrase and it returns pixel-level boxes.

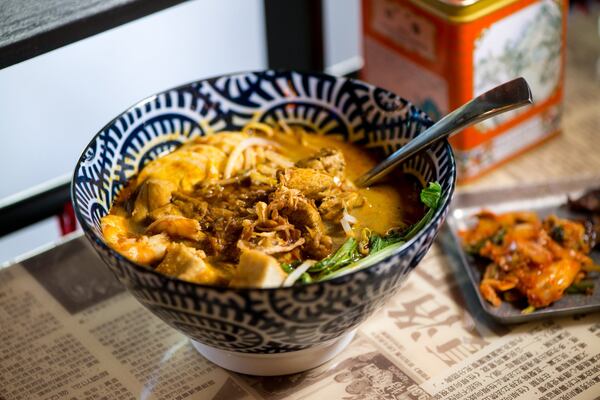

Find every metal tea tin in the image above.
[362,0,567,182]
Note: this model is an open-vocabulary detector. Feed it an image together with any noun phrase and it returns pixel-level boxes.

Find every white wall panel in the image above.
[323,0,362,75]
[0,0,267,262]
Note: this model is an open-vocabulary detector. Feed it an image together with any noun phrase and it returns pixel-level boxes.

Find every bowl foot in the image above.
[191,330,356,376]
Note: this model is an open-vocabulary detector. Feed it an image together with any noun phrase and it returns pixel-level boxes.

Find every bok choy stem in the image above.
[309,238,360,273]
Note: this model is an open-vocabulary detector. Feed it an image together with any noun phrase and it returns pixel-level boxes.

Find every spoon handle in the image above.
[355,77,533,187]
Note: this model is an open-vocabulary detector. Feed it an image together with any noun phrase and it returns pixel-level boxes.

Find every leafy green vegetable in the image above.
[583,264,600,273]
[300,273,312,284]
[309,237,360,274]
[550,225,565,244]
[420,182,442,209]
[465,240,486,256]
[465,228,505,255]
[280,263,294,273]
[280,260,301,274]
[369,233,403,254]
[393,182,443,242]
[502,291,520,302]
[491,228,506,245]
[521,305,535,315]
[317,240,406,281]
[565,280,594,294]
[316,181,443,281]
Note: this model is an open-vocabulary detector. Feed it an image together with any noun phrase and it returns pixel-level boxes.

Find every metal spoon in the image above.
[355,77,533,187]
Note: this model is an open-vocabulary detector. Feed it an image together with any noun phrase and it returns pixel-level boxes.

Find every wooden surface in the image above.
[0,0,187,69]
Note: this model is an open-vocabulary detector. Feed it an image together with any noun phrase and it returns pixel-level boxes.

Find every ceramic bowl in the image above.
[72,70,456,375]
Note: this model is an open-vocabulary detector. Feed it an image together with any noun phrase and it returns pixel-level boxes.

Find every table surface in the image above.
[1,7,600,400]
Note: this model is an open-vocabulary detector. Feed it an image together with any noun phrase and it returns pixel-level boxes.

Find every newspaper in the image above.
[0,239,244,400]
[422,318,600,400]
[1,235,599,400]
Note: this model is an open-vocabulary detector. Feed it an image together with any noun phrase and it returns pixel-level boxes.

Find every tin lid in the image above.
[412,0,521,23]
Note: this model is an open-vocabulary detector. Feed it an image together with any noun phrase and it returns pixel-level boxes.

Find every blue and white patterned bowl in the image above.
[72,70,456,375]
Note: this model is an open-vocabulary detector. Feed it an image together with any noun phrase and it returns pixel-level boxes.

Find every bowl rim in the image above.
[71,69,457,292]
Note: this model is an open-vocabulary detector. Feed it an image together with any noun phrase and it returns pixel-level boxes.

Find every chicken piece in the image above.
[101,214,169,265]
[146,215,204,241]
[268,187,333,259]
[229,249,287,288]
[156,243,226,285]
[132,179,176,223]
[303,227,333,259]
[517,258,581,308]
[149,204,182,220]
[295,148,346,178]
[171,191,208,220]
[277,167,339,200]
[318,191,365,220]
[135,146,226,191]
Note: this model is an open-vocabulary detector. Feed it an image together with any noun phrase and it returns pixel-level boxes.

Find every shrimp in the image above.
[146,215,205,241]
[101,215,169,265]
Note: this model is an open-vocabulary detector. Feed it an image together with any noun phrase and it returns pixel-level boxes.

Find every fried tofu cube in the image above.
[230,249,287,288]
[156,243,224,285]
[132,179,176,223]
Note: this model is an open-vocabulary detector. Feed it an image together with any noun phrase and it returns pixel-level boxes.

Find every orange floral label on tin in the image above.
[362,0,567,181]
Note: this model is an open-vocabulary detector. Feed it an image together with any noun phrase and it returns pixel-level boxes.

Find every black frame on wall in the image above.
[0,0,326,237]
[264,0,324,71]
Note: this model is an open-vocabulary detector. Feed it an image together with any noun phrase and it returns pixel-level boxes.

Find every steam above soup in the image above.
[101,123,441,288]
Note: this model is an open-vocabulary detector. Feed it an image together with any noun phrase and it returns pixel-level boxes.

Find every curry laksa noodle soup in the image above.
[101,122,441,288]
